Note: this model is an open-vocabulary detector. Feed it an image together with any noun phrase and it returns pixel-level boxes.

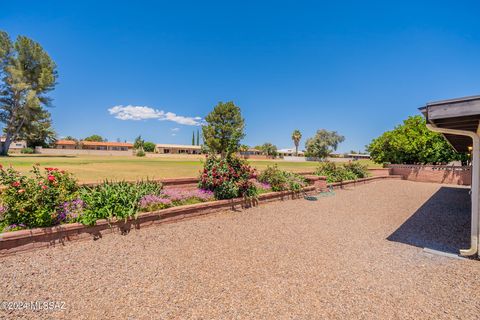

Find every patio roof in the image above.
[420,95,480,152]
[421,94,480,257]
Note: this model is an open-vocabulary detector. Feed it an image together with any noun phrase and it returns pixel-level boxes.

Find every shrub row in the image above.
[0,165,214,232]
[315,161,369,183]
[0,158,310,233]
[257,165,307,192]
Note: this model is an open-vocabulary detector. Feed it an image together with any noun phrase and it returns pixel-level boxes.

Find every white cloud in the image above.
[171,133,176,136]
[108,105,202,126]
[171,128,180,132]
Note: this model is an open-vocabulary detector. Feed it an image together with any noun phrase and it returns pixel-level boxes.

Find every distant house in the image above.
[277,148,305,157]
[0,137,27,152]
[81,141,133,151]
[240,148,263,156]
[55,140,77,149]
[55,140,133,151]
[347,153,371,160]
[155,144,201,154]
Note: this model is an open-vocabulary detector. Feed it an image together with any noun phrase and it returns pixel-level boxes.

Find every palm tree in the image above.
[291,129,302,156]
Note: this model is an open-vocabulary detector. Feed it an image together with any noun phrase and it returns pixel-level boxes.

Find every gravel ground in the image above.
[1,180,480,319]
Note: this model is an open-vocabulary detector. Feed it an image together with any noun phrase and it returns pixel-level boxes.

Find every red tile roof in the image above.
[56,140,77,145]
[81,141,133,147]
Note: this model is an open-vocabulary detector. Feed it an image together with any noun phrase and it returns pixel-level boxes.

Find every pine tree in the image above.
[196,129,200,145]
[192,131,195,145]
[0,31,58,155]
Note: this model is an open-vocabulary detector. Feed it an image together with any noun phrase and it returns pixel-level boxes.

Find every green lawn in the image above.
[0,155,380,183]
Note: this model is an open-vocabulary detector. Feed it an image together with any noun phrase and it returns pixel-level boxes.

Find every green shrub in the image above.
[136,149,146,157]
[79,180,163,225]
[20,147,34,154]
[143,142,156,153]
[315,162,369,183]
[343,162,369,178]
[198,155,258,199]
[258,165,307,192]
[0,165,79,230]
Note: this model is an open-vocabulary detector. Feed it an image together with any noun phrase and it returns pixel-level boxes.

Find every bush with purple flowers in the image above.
[56,198,84,223]
[138,195,172,212]
[139,188,215,212]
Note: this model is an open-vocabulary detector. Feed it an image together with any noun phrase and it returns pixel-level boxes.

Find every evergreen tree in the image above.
[202,101,245,158]
[0,31,58,155]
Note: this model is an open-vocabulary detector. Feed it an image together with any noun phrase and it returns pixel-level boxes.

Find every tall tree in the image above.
[18,110,56,147]
[84,134,105,142]
[0,31,57,155]
[134,135,144,150]
[202,101,245,158]
[259,142,278,158]
[367,115,467,164]
[192,131,195,145]
[305,129,345,159]
[196,128,200,146]
[291,129,302,156]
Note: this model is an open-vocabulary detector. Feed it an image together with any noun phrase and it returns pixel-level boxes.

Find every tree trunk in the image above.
[0,133,12,156]
[295,144,298,156]
[1,117,26,156]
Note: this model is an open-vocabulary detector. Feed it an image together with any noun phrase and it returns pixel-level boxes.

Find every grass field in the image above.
[0,155,380,183]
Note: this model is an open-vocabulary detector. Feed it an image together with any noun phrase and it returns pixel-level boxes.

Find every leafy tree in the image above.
[0,31,57,155]
[192,131,195,145]
[196,129,200,146]
[84,134,105,142]
[239,144,249,153]
[202,101,245,158]
[19,112,56,147]
[367,115,467,164]
[291,129,302,156]
[134,135,144,150]
[259,142,278,157]
[305,129,345,159]
[143,141,156,153]
[64,136,77,141]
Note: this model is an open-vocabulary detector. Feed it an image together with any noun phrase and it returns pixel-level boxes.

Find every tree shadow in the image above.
[387,186,471,254]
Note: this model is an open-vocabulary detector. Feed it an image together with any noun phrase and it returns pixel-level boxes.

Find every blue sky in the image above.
[2,1,480,152]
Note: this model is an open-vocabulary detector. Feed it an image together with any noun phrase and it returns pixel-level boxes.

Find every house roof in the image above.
[156,144,201,150]
[278,148,304,154]
[56,140,77,145]
[81,141,133,147]
[420,95,480,152]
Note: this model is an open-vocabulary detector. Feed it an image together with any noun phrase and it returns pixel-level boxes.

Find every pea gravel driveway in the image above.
[1,180,480,319]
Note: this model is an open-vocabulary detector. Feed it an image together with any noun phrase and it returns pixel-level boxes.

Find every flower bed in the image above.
[0,165,216,233]
[0,159,308,233]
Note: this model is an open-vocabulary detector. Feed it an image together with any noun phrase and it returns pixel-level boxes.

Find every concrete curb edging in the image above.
[0,175,401,256]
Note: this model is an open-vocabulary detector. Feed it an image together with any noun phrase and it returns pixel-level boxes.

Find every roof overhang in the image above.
[420,95,480,152]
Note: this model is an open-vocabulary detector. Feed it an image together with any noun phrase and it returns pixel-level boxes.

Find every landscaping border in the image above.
[0,175,402,256]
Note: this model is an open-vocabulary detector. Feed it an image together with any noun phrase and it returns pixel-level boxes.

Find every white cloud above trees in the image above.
[108,105,202,126]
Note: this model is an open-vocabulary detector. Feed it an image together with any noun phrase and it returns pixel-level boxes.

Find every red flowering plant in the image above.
[198,155,258,199]
[0,165,79,231]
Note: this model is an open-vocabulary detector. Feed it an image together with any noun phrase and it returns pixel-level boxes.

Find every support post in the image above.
[426,124,479,257]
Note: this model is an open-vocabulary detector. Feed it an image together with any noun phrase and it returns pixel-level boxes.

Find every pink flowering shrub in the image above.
[0,165,79,230]
[139,188,215,212]
[198,155,258,199]
[138,195,172,212]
